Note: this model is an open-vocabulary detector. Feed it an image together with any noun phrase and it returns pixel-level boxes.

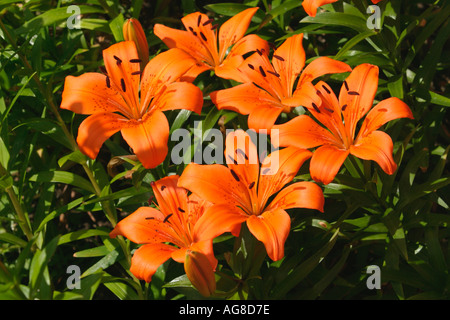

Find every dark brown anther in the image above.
[248,63,255,70]
[228,155,238,165]
[163,213,173,223]
[197,15,202,26]
[343,80,349,91]
[120,78,126,92]
[131,71,142,75]
[106,76,111,88]
[312,102,321,113]
[202,18,214,26]
[273,55,285,61]
[199,31,207,41]
[188,26,194,32]
[324,106,334,113]
[178,207,185,213]
[259,66,266,77]
[266,70,280,77]
[145,217,155,220]
[256,49,262,56]
[230,169,240,182]
[211,24,219,30]
[248,181,255,190]
[99,66,107,74]
[161,185,166,191]
[236,148,248,160]
[129,58,142,63]
[322,85,331,94]
[341,104,348,111]
[113,55,122,65]
[347,91,359,96]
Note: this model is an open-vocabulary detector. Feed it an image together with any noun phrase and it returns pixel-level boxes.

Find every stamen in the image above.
[105,76,111,88]
[163,213,173,223]
[248,181,255,189]
[145,217,155,220]
[236,148,248,160]
[120,78,126,92]
[259,66,266,77]
[324,106,334,113]
[160,185,166,191]
[113,55,122,65]
[312,102,321,113]
[322,85,331,94]
[228,155,238,165]
[197,15,202,27]
[344,80,349,91]
[230,169,240,182]
[131,71,142,75]
[266,70,280,77]
[342,104,348,111]
[129,59,142,63]
[347,91,359,95]
[188,26,194,32]
[211,24,219,30]
[273,55,285,61]
[178,207,185,213]
[99,66,107,74]
[248,63,255,70]
[199,31,207,41]
[256,49,262,56]
[202,18,214,26]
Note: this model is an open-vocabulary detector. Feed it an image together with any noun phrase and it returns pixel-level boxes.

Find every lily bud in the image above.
[122,18,149,69]
[184,250,216,297]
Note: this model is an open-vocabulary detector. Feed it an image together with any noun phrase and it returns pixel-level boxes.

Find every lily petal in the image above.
[272,115,339,149]
[150,175,188,219]
[350,130,397,175]
[155,81,203,114]
[358,97,413,138]
[60,73,127,115]
[302,0,339,17]
[248,105,284,131]
[298,56,351,85]
[76,112,128,160]
[121,110,169,169]
[246,208,291,261]
[310,145,350,185]
[267,181,324,212]
[130,243,176,282]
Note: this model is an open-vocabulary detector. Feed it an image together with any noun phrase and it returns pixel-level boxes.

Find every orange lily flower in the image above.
[210,33,351,131]
[178,130,324,261]
[271,63,414,185]
[60,41,203,169]
[303,0,384,17]
[110,175,217,283]
[153,7,269,81]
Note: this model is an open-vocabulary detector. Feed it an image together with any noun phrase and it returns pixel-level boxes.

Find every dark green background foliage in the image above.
[0,0,449,300]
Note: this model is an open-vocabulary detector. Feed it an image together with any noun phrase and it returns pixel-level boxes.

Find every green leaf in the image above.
[333,30,376,60]
[0,232,28,248]
[102,276,141,300]
[300,12,369,34]
[81,248,120,278]
[58,229,110,246]
[29,171,96,194]
[109,13,125,42]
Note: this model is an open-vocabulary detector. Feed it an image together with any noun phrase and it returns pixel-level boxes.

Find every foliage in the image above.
[0,0,449,300]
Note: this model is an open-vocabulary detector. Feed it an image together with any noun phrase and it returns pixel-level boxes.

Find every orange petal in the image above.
[371,0,383,3]
[283,81,321,110]
[178,163,251,210]
[310,145,350,185]
[109,207,175,244]
[121,110,169,169]
[130,243,176,282]
[246,208,291,261]
[350,130,397,175]
[272,34,305,95]
[122,18,150,66]
[150,175,188,219]
[76,112,127,160]
[302,0,339,17]
[193,204,248,241]
[248,106,284,131]
[298,56,351,85]
[103,41,141,115]
[170,240,217,270]
[358,97,414,138]
[210,83,282,116]
[267,181,324,212]
[214,54,245,81]
[272,115,339,149]
[141,48,201,109]
[258,147,312,208]
[153,23,216,67]
[218,7,259,61]
[224,130,260,190]
[228,34,269,58]
[155,82,203,114]
[60,73,127,115]
[339,63,379,137]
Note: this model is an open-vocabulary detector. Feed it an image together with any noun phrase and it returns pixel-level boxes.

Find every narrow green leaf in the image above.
[29,171,96,194]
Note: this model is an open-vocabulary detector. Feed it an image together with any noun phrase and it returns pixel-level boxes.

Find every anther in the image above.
[236,148,248,160]
[129,59,142,63]
[202,18,214,26]
[248,63,255,70]
[163,213,173,223]
[343,80,349,91]
[161,185,166,191]
[131,71,142,75]
[230,169,240,182]
[228,155,238,165]
[197,15,202,27]
[113,55,122,65]
[259,66,266,77]
[248,181,255,189]
[178,207,185,213]
[347,91,359,96]
[211,24,219,30]
[266,70,280,77]
[322,85,331,94]
[120,78,126,92]
[145,217,155,220]
[312,102,321,113]
[199,32,207,41]
[105,76,111,88]
[342,104,348,111]
[256,49,262,56]
[273,55,285,61]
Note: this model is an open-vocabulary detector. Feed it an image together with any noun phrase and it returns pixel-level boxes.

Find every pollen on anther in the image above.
[230,169,240,182]
[163,214,173,223]
[120,78,126,92]
[347,91,359,96]
[248,181,255,189]
[105,76,111,88]
[202,18,214,26]
[113,55,122,65]
[322,85,331,94]
[273,55,285,61]
[259,66,266,77]
[248,64,255,70]
[199,31,207,41]
[312,103,321,113]
[343,80,349,91]
[342,104,348,111]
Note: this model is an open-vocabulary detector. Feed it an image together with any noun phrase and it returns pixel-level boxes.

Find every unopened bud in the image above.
[184,250,216,297]
[123,18,149,69]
